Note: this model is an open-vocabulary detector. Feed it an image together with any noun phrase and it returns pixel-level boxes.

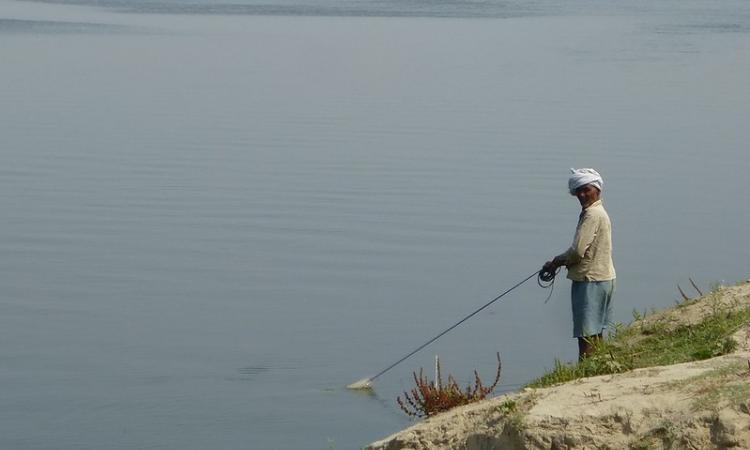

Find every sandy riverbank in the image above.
[366,281,750,450]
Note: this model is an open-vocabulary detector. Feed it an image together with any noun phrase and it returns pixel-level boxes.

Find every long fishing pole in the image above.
[347,268,557,390]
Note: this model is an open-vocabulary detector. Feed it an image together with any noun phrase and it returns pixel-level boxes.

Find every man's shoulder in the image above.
[583,202,610,220]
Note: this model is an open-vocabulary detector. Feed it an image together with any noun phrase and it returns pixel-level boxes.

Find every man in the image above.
[543,168,616,360]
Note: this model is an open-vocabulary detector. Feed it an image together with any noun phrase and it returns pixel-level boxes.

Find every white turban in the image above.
[568,168,603,195]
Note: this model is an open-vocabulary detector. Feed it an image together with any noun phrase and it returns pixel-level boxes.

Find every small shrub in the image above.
[397,353,502,417]
[499,399,517,414]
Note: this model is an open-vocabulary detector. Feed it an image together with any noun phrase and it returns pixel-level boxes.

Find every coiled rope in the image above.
[538,265,561,303]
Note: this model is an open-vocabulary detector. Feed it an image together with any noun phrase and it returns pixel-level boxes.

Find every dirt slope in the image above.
[365,281,750,450]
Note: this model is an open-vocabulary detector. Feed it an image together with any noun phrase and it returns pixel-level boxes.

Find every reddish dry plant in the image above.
[397,353,502,417]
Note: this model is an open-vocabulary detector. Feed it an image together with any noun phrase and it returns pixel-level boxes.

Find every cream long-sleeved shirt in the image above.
[557,199,616,282]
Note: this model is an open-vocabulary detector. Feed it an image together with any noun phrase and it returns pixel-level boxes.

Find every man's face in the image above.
[575,184,600,208]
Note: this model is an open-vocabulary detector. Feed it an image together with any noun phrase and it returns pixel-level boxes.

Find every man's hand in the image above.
[543,256,565,272]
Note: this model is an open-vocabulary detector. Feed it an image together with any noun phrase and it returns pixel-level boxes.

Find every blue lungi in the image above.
[571,279,616,338]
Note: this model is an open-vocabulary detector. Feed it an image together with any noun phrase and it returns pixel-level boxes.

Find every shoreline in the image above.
[365,280,750,449]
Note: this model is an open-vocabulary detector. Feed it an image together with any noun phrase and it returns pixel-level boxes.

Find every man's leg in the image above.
[577,333,603,361]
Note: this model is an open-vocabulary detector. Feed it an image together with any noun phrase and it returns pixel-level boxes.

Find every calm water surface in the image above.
[1,0,750,448]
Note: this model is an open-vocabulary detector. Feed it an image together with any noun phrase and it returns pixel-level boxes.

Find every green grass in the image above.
[670,361,750,412]
[527,299,750,388]
[495,395,535,435]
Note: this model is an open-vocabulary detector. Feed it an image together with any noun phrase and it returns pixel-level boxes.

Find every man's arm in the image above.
[544,212,599,270]
[566,212,599,265]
